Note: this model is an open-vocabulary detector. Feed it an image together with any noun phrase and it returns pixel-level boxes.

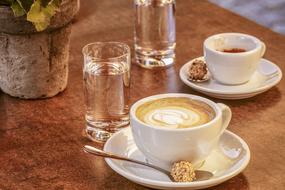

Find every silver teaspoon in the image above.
[83,145,213,182]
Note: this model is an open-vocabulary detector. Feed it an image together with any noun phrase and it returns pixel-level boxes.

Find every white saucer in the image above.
[179,57,282,99]
[104,128,250,189]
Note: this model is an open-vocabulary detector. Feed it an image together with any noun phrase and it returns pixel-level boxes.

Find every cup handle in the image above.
[217,103,232,135]
[260,41,266,57]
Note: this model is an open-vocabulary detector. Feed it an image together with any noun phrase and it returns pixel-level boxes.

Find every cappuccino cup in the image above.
[204,33,266,85]
[130,93,232,169]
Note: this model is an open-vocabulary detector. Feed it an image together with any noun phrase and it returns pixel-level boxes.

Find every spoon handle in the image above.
[84,145,170,176]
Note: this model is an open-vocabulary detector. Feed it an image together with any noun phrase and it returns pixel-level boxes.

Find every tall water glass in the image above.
[82,42,131,142]
[134,0,176,68]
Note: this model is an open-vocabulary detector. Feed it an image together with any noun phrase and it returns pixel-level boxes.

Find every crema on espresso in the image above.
[136,97,215,129]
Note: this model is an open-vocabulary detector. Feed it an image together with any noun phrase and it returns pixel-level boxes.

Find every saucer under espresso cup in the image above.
[204,33,266,85]
[179,57,282,99]
[130,93,232,170]
[104,127,251,189]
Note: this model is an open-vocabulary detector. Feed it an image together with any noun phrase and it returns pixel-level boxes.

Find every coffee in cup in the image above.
[135,97,215,129]
[221,48,246,53]
[204,33,266,85]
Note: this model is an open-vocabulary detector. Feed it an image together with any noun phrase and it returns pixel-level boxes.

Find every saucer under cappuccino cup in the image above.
[130,93,232,169]
[204,33,266,85]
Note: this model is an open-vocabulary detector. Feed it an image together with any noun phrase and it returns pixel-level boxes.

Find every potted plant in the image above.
[0,0,79,99]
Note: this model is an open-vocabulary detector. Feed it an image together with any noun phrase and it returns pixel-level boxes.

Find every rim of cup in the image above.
[204,32,263,56]
[130,93,222,132]
[82,41,130,61]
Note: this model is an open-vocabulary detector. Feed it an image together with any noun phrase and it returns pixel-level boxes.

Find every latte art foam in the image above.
[144,107,201,128]
[136,97,215,129]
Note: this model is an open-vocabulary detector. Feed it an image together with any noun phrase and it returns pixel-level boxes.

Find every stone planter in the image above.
[0,0,79,99]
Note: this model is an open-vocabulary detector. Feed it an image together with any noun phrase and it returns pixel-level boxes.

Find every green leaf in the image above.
[34,21,49,31]
[46,0,61,16]
[27,0,62,31]
[27,0,48,23]
[1,0,62,31]
[16,0,34,12]
[11,0,26,17]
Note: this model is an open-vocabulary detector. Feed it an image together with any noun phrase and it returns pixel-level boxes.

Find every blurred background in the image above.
[210,0,285,35]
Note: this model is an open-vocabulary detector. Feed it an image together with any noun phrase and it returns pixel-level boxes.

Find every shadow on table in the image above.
[206,173,249,190]
[223,86,282,107]
[182,84,282,112]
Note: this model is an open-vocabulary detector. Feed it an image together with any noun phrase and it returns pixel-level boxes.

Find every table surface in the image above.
[1,0,285,189]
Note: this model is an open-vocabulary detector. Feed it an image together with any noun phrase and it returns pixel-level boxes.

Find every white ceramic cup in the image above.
[204,33,266,85]
[130,93,232,169]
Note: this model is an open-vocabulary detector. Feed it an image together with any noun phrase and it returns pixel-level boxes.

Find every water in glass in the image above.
[134,0,176,68]
[82,42,130,142]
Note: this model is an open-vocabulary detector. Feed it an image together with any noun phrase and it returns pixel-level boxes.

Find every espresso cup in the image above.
[130,93,232,169]
[204,33,266,85]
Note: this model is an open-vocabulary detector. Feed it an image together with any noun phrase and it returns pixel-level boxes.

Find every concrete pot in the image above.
[0,0,79,99]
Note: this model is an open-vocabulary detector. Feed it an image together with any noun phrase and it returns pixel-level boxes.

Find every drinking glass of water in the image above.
[134,0,176,68]
[82,42,131,142]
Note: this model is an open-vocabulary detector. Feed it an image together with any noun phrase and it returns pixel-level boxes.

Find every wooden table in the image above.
[1,0,285,189]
